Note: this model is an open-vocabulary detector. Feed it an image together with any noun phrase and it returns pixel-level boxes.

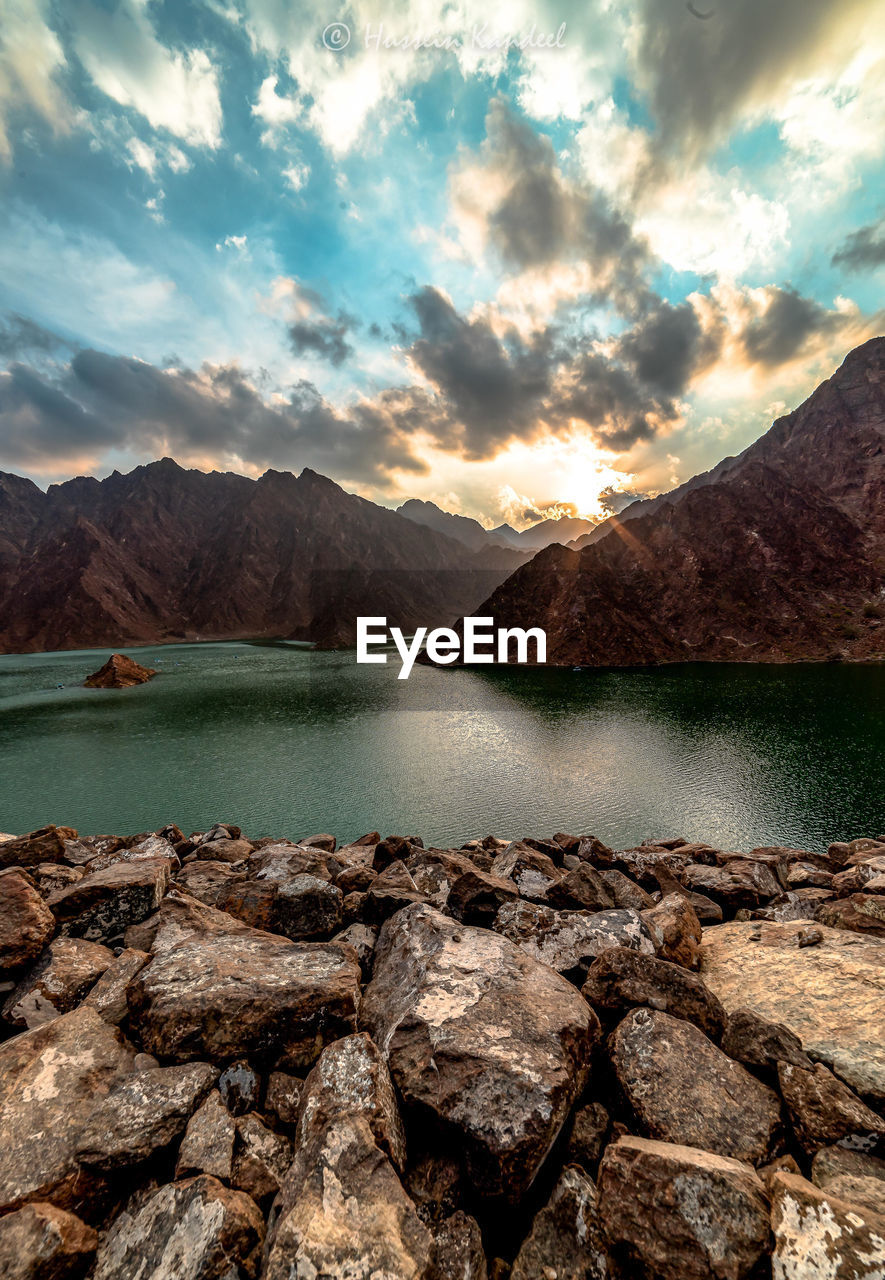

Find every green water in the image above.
[0,642,882,852]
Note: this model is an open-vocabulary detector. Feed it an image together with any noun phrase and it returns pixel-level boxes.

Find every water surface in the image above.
[0,642,882,852]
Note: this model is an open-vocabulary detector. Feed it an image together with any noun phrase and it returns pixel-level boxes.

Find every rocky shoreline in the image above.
[0,820,883,1279]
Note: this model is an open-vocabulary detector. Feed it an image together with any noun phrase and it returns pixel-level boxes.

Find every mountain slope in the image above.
[398,496,597,551]
[465,337,885,665]
[0,462,525,653]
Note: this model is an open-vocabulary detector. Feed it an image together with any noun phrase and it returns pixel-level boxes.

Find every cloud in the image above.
[282,282,357,367]
[70,0,222,148]
[252,74,302,144]
[832,217,885,271]
[0,314,69,359]
[0,0,68,162]
[739,286,845,368]
[598,485,651,515]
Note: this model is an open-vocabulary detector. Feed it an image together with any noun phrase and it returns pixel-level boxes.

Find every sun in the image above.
[554,449,636,521]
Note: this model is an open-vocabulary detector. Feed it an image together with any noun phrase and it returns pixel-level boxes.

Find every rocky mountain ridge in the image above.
[397,498,598,553]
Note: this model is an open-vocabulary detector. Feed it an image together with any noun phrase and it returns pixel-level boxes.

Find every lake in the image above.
[0,642,882,853]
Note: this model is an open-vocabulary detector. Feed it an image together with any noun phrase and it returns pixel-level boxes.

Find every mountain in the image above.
[463,337,885,666]
[398,497,597,551]
[0,461,529,654]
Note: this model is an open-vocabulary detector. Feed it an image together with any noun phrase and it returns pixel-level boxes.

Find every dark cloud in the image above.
[0,362,116,464]
[0,313,69,359]
[285,283,357,367]
[832,218,885,271]
[740,286,841,367]
[634,0,866,162]
[616,300,721,396]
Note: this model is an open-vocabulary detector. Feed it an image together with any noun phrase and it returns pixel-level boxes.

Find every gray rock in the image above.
[0,1201,98,1280]
[511,1165,611,1280]
[176,1090,236,1180]
[494,900,654,977]
[218,1060,260,1116]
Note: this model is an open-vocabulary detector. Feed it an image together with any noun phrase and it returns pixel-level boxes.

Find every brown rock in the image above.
[770,1170,885,1279]
[582,946,727,1039]
[566,1103,610,1171]
[429,1211,488,1280]
[0,826,70,869]
[0,870,56,973]
[640,893,702,969]
[361,903,596,1199]
[82,947,149,1023]
[48,857,171,942]
[811,1146,885,1217]
[175,1090,236,1180]
[0,1005,135,1214]
[545,863,615,911]
[448,868,519,925]
[0,1202,98,1280]
[512,1165,611,1280]
[189,836,252,863]
[494,900,654,977]
[84,833,177,874]
[173,860,240,905]
[598,1136,771,1280]
[216,868,343,940]
[264,1071,303,1129]
[404,1154,464,1228]
[127,925,360,1067]
[816,893,885,938]
[680,859,782,910]
[653,865,724,922]
[777,1060,885,1154]
[299,832,336,851]
[332,921,377,974]
[610,1008,782,1163]
[83,653,156,688]
[720,1006,812,1072]
[232,1112,292,1203]
[490,842,561,900]
[29,863,85,897]
[91,1175,264,1280]
[598,869,655,911]
[2,936,113,1029]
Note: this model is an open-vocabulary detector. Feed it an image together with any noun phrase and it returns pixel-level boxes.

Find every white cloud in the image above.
[252,75,302,144]
[0,0,68,162]
[71,0,222,148]
[282,162,310,192]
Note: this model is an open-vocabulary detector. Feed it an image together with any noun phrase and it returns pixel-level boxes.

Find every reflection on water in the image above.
[0,642,882,852]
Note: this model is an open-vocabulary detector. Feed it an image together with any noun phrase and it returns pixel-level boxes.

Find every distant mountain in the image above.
[462,337,885,665]
[0,461,529,654]
[398,497,597,551]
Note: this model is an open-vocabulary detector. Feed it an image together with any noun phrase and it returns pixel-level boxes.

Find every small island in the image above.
[83,653,158,689]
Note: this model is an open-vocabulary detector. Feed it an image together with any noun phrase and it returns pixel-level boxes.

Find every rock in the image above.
[429,1211,488,1280]
[777,1060,885,1155]
[176,1090,236,1180]
[0,870,56,973]
[335,864,378,893]
[218,1060,261,1115]
[123,888,253,954]
[597,1136,771,1280]
[127,925,361,1068]
[494,901,654,978]
[566,1103,610,1171]
[81,947,149,1023]
[297,1031,407,1172]
[610,1008,782,1163]
[29,863,85,897]
[300,832,336,852]
[699,920,885,1102]
[75,1061,216,1171]
[232,1112,292,1203]
[372,835,414,870]
[83,653,157,688]
[333,921,377,973]
[490,843,561,900]
[816,893,885,938]
[361,903,596,1199]
[680,859,782,909]
[48,858,171,942]
[62,835,123,867]
[0,826,71,869]
[545,863,615,911]
[653,865,724,922]
[640,893,702,969]
[598,869,655,911]
[511,1165,611,1280]
[829,837,885,868]
[405,1154,464,1228]
[609,847,693,887]
[215,861,343,940]
[2,936,113,1029]
[581,946,727,1040]
[91,1174,264,1280]
[264,1071,303,1128]
[363,861,431,921]
[0,1005,135,1214]
[811,1146,885,1217]
[134,1051,159,1070]
[189,836,253,863]
[173,860,239,906]
[833,858,885,895]
[720,1006,812,1073]
[575,835,615,864]
[448,868,519,925]
[85,833,177,873]
[770,1169,885,1279]
[786,861,834,889]
[265,1114,432,1280]
[0,1202,98,1280]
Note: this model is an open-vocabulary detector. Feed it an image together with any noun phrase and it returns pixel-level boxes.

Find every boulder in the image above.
[545,863,614,911]
[189,836,252,863]
[610,1008,782,1163]
[640,893,703,969]
[447,868,518,925]
[777,1060,885,1155]
[363,861,431,921]
[0,870,56,973]
[2,936,113,1029]
[494,900,654,977]
[653,865,723,922]
[720,1006,812,1072]
[361,903,597,1199]
[29,863,85,897]
[598,869,655,911]
[581,946,727,1039]
[0,1005,135,1214]
[333,921,377,973]
[566,1103,610,1171]
[85,833,177,873]
[48,857,171,942]
[83,653,156,688]
[769,1170,885,1279]
[173,860,240,906]
[597,1136,771,1280]
[91,1175,264,1280]
[490,843,560,900]
[680,859,781,909]
[231,1112,292,1203]
[216,869,343,939]
[608,847,693,887]
[699,920,885,1102]
[75,1062,217,1171]
[811,1146,885,1217]
[816,893,885,938]
[511,1165,611,1280]
[0,1202,98,1280]
[428,1211,488,1280]
[82,947,149,1024]
[127,926,360,1067]
[0,826,71,869]
[176,1090,236,1180]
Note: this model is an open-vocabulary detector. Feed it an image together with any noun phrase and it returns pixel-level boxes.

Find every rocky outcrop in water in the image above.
[83,653,157,688]
[0,821,883,1277]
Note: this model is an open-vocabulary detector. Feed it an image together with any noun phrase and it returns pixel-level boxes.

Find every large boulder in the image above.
[0,870,55,973]
[361,903,597,1199]
[490,843,561,900]
[680,860,782,910]
[0,1006,135,1214]
[83,653,156,688]
[699,920,885,1101]
[216,868,343,939]
[0,826,72,869]
[777,1060,885,1155]
[0,1202,98,1280]
[769,1170,885,1279]
[2,936,113,1029]
[91,1175,264,1280]
[581,946,727,1039]
[598,1137,771,1280]
[127,924,361,1067]
[48,858,171,943]
[494,901,654,977]
[511,1165,611,1280]
[609,1008,781,1163]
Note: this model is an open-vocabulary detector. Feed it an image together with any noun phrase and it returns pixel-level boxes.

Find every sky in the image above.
[0,0,883,528]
